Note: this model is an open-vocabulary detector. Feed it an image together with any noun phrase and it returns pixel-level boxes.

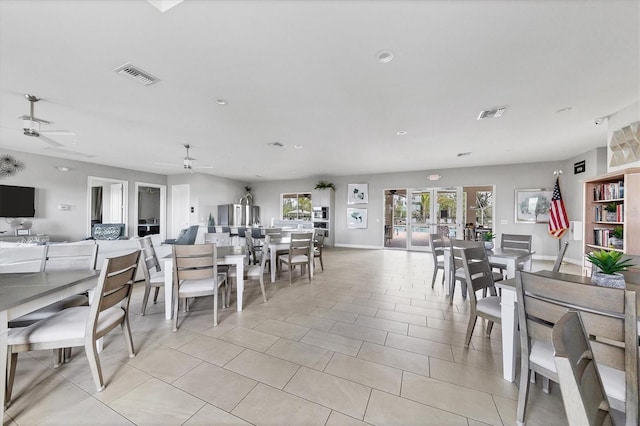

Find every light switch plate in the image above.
[500,219,508,225]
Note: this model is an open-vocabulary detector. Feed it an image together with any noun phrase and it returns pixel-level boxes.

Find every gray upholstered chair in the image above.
[163,225,198,245]
[92,223,127,240]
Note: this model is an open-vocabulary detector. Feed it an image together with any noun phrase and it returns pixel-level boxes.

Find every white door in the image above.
[171,184,190,239]
[110,183,124,223]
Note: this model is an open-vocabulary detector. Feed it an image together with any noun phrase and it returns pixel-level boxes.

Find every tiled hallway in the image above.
[4,248,574,425]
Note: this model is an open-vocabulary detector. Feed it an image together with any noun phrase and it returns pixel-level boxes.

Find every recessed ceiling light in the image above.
[215,99,227,105]
[477,106,507,120]
[376,50,394,63]
[555,106,572,113]
[396,130,407,136]
[255,174,262,178]
[268,142,285,148]
[55,166,70,172]
[457,152,472,157]
[294,145,303,149]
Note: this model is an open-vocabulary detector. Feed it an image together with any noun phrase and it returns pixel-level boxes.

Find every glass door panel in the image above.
[384,189,407,248]
[435,188,463,239]
[408,189,431,250]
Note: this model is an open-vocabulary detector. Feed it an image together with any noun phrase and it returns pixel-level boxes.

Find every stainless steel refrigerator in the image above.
[218,204,260,226]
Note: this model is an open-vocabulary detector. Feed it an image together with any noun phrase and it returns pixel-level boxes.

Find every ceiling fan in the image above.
[0,94,75,147]
[155,144,213,172]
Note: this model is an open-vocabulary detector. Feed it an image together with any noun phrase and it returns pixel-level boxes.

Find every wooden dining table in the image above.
[0,270,99,423]
[267,235,314,283]
[495,270,640,382]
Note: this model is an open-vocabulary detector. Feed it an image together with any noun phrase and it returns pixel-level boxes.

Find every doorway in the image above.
[171,184,190,239]
[134,182,167,241]
[87,176,128,238]
[384,187,464,250]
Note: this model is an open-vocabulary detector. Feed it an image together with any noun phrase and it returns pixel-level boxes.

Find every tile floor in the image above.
[4,248,576,425]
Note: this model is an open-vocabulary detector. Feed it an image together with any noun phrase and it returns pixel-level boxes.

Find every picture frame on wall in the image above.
[347,183,368,204]
[347,208,367,229]
[515,188,552,223]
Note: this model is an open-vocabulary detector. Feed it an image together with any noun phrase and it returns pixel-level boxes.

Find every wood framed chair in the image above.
[5,250,140,405]
[551,241,570,273]
[228,235,270,304]
[459,245,501,348]
[448,239,503,304]
[491,233,532,275]
[428,233,446,288]
[137,236,165,316]
[172,244,228,331]
[313,232,325,272]
[515,271,638,426]
[278,232,313,285]
[552,311,615,426]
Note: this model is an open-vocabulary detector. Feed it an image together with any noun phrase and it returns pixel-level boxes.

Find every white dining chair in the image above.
[137,236,165,315]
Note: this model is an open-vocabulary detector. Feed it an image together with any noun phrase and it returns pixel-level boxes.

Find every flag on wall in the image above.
[549,177,569,238]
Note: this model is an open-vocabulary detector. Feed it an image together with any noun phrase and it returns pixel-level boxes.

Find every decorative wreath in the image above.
[0,155,25,179]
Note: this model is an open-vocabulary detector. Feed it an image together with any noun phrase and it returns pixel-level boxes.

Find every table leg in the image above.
[270,247,277,283]
[506,259,516,279]
[1,311,8,421]
[235,260,244,312]
[443,250,451,295]
[500,287,517,382]
[164,259,173,320]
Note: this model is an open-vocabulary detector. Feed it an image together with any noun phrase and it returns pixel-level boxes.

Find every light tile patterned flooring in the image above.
[4,248,577,425]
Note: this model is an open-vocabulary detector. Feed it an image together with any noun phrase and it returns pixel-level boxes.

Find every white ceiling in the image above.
[1,0,638,181]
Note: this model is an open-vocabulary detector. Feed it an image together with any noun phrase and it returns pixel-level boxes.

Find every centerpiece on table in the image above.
[587,249,635,288]
[482,231,495,250]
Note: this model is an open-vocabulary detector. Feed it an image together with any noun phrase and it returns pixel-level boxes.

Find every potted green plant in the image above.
[482,231,495,250]
[587,249,635,288]
[314,181,335,190]
[604,203,618,222]
[608,226,623,249]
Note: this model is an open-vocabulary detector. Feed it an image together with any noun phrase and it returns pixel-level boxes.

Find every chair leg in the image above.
[431,269,437,288]
[140,284,151,315]
[84,340,105,392]
[542,376,551,394]
[213,285,219,327]
[172,293,180,332]
[121,318,136,358]
[464,315,477,348]
[153,286,160,304]
[486,320,494,337]
[6,352,18,406]
[64,347,72,363]
[289,263,293,286]
[516,357,532,425]
[225,279,232,308]
[449,280,455,305]
[259,274,267,303]
[53,348,63,368]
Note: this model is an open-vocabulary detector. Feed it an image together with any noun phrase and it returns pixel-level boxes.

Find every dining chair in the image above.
[491,233,532,274]
[204,232,232,247]
[228,235,270,304]
[137,236,165,316]
[172,244,228,331]
[437,225,450,239]
[5,250,140,404]
[313,232,325,272]
[515,271,637,426]
[459,245,501,348]
[448,239,504,304]
[428,233,446,288]
[278,232,313,285]
[551,241,570,273]
[163,225,199,245]
[552,311,615,426]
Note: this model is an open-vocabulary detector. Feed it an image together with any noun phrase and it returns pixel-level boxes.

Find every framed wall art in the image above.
[515,188,552,223]
[347,183,368,204]
[347,208,367,229]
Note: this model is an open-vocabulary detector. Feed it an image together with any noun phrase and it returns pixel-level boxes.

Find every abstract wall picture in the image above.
[515,188,552,223]
[347,183,368,204]
[347,208,367,229]
[0,155,25,179]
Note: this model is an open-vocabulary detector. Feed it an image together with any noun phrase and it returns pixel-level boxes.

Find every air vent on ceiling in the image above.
[477,106,507,120]
[44,147,95,158]
[268,142,285,148]
[113,63,160,86]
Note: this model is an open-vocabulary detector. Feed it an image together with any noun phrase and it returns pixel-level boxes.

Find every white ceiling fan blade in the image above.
[38,134,64,147]
[0,125,21,131]
[39,129,75,136]
[195,165,214,169]
[154,162,180,167]
[17,115,52,125]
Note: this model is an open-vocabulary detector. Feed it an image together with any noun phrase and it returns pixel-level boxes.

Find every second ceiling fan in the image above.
[156,144,213,172]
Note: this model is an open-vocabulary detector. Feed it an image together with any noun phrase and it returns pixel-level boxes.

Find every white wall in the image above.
[0,149,166,241]
[250,150,606,263]
[607,100,640,172]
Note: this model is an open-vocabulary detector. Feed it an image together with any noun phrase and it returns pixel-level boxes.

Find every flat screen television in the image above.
[0,185,36,217]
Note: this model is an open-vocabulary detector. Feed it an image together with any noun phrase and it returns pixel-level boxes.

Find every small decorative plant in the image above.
[604,203,618,213]
[315,181,335,190]
[612,226,623,239]
[587,249,635,288]
[482,231,494,242]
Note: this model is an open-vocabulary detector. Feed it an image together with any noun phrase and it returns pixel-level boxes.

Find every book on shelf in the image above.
[593,204,624,222]
[592,180,625,201]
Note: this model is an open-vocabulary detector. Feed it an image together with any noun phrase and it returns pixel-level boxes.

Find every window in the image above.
[475,191,493,227]
[281,193,312,221]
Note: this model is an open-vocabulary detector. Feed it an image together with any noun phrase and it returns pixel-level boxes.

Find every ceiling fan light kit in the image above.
[9,94,75,147]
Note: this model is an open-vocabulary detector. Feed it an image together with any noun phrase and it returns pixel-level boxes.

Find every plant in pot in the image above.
[482,231,495,250]
[608,226,624,250]
[604,203,618,222]
[587,249,635,288]
[315,181,335,190]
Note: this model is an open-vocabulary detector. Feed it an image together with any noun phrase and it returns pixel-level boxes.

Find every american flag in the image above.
[549,177,569,238]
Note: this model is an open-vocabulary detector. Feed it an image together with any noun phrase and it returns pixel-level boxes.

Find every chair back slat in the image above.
[100,286,130,310]
[552,311,614,426]
[260,235,271,268]
[501,233,532,251]
[460,246,495,294]
[552,241,569,272]
[44,242,98,271]
[89,250,139,325]
[172,243,218,283]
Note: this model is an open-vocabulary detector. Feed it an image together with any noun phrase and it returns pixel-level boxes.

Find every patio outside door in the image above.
[407,187,464,251]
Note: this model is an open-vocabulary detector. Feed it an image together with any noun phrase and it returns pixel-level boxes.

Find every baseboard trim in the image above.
[334,243,382,250]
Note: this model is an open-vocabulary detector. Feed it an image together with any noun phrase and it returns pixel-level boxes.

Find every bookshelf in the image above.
[583,168,640,257]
